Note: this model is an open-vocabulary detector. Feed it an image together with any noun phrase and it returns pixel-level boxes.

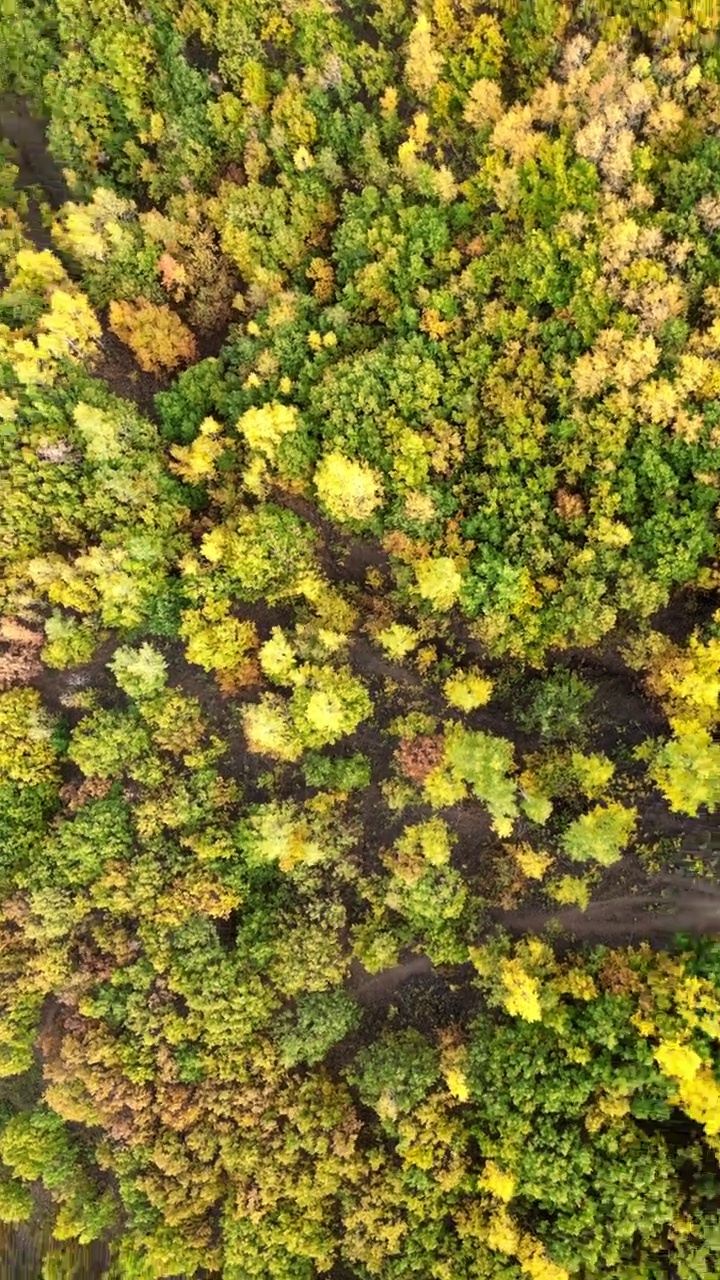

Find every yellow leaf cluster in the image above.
[242,694,302,762]
[170,418,230,482]
[392,817,455,875]
[73,402,122,463]
[12,248,65,289]
[108,297,197,373]
[511,844,553,881]
[2,286,101,385]
[655,1040,720,1136]
[414,556,463,611]
[259,628,298,683]
[654,1039,703,1082]
[180,605,258,676]
[443,668,493,711]
[52,188,136,263]
[376,624,419,660]
[479,1161,516,1203]
[498,958,543,1023]
[237,400,299,461]
[405,15,443,100]
[464,79,504,129]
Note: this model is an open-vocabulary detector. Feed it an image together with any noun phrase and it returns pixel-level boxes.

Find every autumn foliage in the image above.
[108,297,197,373]
[1,1,720,1277]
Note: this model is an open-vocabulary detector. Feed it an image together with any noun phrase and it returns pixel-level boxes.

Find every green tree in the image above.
[107,643,168,701]
[275,990,361,1067]
[561,802,637,867]
[348,1029,440,1124]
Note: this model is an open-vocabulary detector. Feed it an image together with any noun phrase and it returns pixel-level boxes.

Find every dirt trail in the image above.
[351,954,435,1003]
[349,876,720,1007]
[0,100,67,203]
[0,97,69,257]
[497,875,720,947]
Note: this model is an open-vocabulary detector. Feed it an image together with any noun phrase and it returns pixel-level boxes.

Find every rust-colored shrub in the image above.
[0,617,43,689]
[394,734,444,784]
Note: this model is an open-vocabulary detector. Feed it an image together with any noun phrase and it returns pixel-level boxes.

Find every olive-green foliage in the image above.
[0,689,58,786]
[9,0,720,657]
[0,1174,33,1223]
[561,801,637,866]
[349,1028,440,1120]
[236,797,356,874]
[195,506,318,602]
[1,377,187,629]
[0,781,58,886]
[42,612,100,669]
[67,709,154,780]
[0,1108,82,1191]
[302,752,372,792]
[289,667,373,750]
[518,670,595,741]
[385,864,469,964]
[466,937,720,1275]
[275,989,361,1066]
[38,793,133,892]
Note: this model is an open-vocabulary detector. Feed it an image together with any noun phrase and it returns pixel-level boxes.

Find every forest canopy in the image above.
[1,1,720,1277]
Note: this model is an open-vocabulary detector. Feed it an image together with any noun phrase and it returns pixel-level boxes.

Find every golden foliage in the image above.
[464,79,504,129]
[405,15,443,101]
[314,451,385,523]
[108,298,197,373]
[170,418,231,482]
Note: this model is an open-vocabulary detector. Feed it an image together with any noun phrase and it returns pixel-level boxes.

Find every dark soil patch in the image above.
[184,35,221,77]
[92,326,171,418]
[350,954,435,1012]
[0,99,69,208]
[30,637,120,726]
[649,586,719,645]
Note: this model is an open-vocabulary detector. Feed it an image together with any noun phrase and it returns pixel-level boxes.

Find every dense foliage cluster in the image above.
[1,1,720,1277]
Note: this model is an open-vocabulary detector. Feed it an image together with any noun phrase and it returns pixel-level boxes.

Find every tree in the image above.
[424,725,519,837]
[236,797,356,874]
[648,728,720,817]
[108,298,197,374]
[289,666,373,749]
[275,990,360,1067]
[414,558,463,612]
[561,802,637,866]
[314,451,385,525]
[237,401,300,462]
[0,689,59,786]
[0,1108,82,1192]
[443,668,494,711]
[405,15,443,101]
[348,1029,440,1124]
[108,644,168,701]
